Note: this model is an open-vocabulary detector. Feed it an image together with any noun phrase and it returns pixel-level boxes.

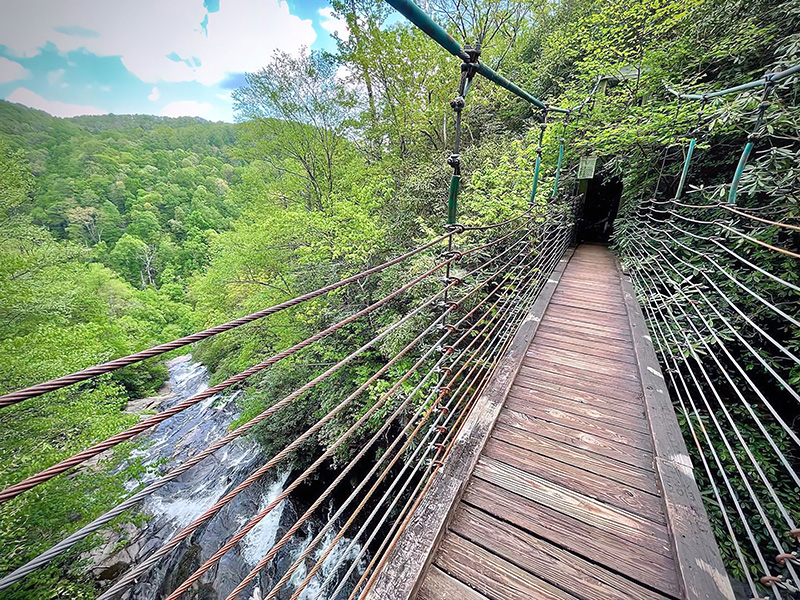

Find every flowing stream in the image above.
[95,355,363,600]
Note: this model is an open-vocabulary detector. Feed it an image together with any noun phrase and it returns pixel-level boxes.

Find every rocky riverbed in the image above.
[90,356,363,600]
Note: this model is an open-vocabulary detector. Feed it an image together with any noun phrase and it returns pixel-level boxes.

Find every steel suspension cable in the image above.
[96,224,542,600]
[0,255,457,508]
[625,264,775,599]
[186,233,548,600]
[262,236,560,600]
[314,226,572,600]
[0,233,452,407]
[624,241,800,523]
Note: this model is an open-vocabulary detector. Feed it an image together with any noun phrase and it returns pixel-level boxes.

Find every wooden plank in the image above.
[537,320,632,341]
[550,294,627,313]
[525,348,641,380]
[519,362,643,395]
[507,387,648,433]
[462,479,682,595]
[513,371,642,406]
[417,565,490,600]
[549,298,629,316]
[514,371,642,406]
[434,534,580,600]
[483,438,665,521]
[534,329,635,355]
[492,421,658,494]
[544,305,630,326]
[531,333,636,364]
[618,267,734,600]
[518,361,641,394]
[498,408,654,469]
[363,249,575,600]
[503,397,653,450]
[554,284,624,298]
[473,457,673,555]
[538,318,632,342]
[450,504,674,600]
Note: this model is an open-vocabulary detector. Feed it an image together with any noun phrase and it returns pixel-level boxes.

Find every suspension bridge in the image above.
[1,1,798,599]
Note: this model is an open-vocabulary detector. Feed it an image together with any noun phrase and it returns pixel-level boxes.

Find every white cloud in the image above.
[148,86,160,101]
[0,57,30,83]
[0,0,317,86]
[318,7,349,41]
[47,68,67,87]
[161,100,212,118]
[6,87,106,117]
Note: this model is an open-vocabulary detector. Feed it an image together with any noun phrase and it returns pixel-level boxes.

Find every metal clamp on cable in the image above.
[776,552,799,566]
[444,223,465,235]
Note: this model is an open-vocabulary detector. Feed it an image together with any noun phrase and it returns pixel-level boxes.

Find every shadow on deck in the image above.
[366,244,734,600]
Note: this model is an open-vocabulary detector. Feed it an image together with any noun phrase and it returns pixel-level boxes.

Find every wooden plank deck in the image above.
[366,244,733,600]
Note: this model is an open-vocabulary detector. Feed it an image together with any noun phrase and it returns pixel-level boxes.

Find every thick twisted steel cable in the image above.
[664,220,800,294]
[653,213,800,330]
[620,229,800,447]
[660,200,800,232]
[659,207,800,259]
[0,262,459,592]
[99,312,451,600]
[0,256,456,509]
[176,318,457,600]
[625,242,800,523]
[626,239,800,490]
[313,238,569,600]
[638,227,800,409]
[656,226,800,355]
[626,265,768,598]
[625,249,798,593]
[226,230,561,600]
[102,231,536,599]
[2,221,529,511]
[0,233,452,408]
[336,233,572,600]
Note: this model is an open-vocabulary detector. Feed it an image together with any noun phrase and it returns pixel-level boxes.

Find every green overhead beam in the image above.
[385,0,568,113]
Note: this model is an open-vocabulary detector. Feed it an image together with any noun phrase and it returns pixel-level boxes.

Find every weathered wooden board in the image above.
[472,456,673,554]
[434,534,580,600]
[549,300,629,317]
[532,331,637,361]
[506,388,649,433]
[416,566,490,600]
[525,348,641,380]
[461,479,682,595]
[517,364,643,398]
[509,379,646,417]
[482,437,664,520]
[503,397,654,450]
[491,421,658,493]
[519,361,643,394]
[450,504,674,600]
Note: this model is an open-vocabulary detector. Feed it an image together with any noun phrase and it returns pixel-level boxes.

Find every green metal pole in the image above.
[383,0,567,112]
[674,137,695,200]
[530,157,541,204]
[447,175,460,224]
[552,143,564,198]
[728,141,754,204]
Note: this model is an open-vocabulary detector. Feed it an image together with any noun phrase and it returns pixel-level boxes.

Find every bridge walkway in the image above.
[369,244,732,600]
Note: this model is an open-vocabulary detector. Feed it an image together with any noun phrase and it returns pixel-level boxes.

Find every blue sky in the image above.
[0,0,349,121]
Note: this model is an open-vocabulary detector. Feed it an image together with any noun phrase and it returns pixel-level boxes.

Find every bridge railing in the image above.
[616,68,800,599]
[0,189,578,598]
